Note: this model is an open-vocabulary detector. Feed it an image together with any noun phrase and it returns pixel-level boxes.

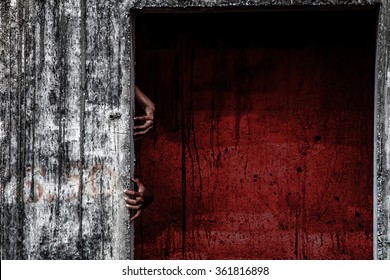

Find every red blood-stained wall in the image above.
[134,10,376,259]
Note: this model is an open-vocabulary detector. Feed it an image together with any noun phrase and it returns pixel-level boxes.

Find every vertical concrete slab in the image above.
[0,0,135,259]
[375,0,390,260]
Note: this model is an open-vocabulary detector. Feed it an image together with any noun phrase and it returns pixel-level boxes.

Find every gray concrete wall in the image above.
[375,0,390,260]
[0,0,135,259]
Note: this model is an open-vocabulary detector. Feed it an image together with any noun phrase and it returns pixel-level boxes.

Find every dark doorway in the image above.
[134,8,377,259]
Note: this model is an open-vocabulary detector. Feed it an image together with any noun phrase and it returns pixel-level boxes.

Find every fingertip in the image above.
[131,210,141,221]
[123,188,135,195]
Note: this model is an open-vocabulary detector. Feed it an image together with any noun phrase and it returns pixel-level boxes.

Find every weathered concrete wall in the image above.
[129,0,382,8]
[0,0,135,259]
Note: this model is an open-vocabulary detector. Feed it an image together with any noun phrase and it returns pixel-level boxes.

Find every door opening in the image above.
[134,8,377,259]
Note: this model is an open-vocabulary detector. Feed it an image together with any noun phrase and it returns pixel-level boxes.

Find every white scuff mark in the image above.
[122,0,137,10]
[0,121,5,141]
[66,126,80,142]
[41,114,58,132]
[10,0,17,8]
[5,177,17,204]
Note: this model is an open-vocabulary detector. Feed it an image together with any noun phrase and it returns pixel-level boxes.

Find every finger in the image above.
[131,178,140,184]
[124,195,144,205]
[134,126,153,136]
[131,178,145,190]
[123,196,138,205]
[130,210,142,221]
[134,136,144,141]
[134,121,153,130]
[134,116,150,121]
[126,204,142,210]
[123,189,138,196]
[134,125,153,135]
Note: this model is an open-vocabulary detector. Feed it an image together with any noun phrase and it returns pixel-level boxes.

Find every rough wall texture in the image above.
[0,0,135,259]
[129,0,382,8]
